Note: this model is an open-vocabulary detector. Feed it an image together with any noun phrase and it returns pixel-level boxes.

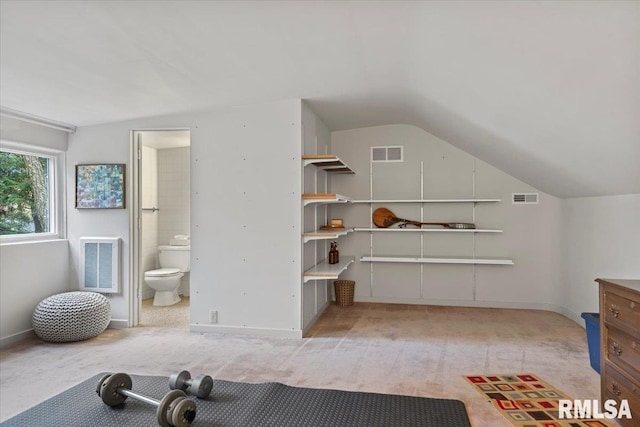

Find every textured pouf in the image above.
[32,292,111,343]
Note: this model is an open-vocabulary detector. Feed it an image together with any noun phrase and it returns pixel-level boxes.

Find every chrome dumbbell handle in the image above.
[119,388,161,406]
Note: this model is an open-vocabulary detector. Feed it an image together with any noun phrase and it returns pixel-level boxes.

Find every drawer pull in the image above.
[611,342,622,356]
[611,382,622,396]
[612,382,622,396]
[609,304,620,318]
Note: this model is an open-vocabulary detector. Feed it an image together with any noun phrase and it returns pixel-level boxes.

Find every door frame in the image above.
[128,128,190,327]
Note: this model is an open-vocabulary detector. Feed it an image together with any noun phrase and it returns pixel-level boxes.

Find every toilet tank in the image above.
[158,245,190,272]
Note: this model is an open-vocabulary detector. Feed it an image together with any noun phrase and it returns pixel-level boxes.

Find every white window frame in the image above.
[0,140,66,244]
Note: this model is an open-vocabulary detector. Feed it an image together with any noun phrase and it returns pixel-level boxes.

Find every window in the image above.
[0,141,64,242]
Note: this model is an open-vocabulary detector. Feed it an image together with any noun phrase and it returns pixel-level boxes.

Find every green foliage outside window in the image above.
[0,151,50,235]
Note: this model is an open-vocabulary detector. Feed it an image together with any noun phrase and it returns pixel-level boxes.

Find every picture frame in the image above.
[75,164,126,209]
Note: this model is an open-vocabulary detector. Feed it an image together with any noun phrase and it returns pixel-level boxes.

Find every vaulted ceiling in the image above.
[1,1,638,197]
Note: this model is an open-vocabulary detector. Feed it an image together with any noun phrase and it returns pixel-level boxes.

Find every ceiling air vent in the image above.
[512,193,539,204]
[371,146,403,163]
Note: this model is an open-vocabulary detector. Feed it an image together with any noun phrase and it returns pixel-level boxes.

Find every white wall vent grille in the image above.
[80,237,120,293]
[371,146,403,162]
[512,193,539,204]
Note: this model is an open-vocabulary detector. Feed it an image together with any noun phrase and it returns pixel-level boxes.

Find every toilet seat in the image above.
[145,268,181,277]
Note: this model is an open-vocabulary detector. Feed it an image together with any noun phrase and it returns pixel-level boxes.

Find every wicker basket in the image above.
[334,280,355,307]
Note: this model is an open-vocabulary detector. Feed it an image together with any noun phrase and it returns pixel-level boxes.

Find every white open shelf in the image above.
[302,154,354,174]
[351,199,500,203]
[354,227,502,233]
[302,193,352,206]
[303,228,354,243]
[360,255,514,265]
[303,256,355,282]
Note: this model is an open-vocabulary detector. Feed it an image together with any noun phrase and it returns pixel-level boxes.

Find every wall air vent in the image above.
[371,146,403,163]
[512,193,539,204]
[80,237,120,293]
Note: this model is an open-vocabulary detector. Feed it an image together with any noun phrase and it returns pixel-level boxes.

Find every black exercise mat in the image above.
[1,373,472,427]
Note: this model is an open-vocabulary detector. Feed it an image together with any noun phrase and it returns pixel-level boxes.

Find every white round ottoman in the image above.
[32,291,111,343]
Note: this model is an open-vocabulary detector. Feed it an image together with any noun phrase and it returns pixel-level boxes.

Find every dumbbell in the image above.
[169,370,213,398]
[97,372,196,427]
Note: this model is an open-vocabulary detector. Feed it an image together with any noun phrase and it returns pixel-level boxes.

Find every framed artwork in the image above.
[76,164,126,209]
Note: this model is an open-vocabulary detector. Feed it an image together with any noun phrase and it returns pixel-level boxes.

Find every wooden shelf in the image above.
[360,255,513,265]
[302,155,354,174]
[351,199,500,204]
[354,227,502,233]
[302,193,352,206]
[303,228,354,243]
[304,256,355,282]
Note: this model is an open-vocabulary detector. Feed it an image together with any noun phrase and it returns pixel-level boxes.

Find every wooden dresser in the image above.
[597,278,640,426]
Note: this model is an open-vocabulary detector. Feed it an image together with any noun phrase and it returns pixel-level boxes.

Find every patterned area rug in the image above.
[465,374,612,427]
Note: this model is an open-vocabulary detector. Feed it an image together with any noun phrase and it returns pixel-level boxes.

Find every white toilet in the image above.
[144,245,190,306]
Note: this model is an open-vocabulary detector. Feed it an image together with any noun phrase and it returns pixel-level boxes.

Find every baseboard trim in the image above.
[190,323,302,339]
[554,306,585,328]
[0,329,36,349]
[108,319,129,329]
[0,320,131,349]
[353,296,586,326]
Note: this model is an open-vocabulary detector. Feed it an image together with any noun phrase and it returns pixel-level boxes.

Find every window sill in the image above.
[0,235,67,246]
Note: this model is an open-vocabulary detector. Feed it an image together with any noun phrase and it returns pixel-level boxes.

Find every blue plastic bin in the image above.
[581,312,600,374]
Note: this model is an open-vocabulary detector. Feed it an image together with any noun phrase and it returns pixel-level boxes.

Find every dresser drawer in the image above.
[604,363,640,414]
[602,390,640,427]
[603,390,640,427]
[604,290,640,332]
[606,326,640,378]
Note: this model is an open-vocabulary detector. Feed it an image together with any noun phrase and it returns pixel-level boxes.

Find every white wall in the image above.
[189,101,302,336]
[67,99,303,335]
[158,146,191,296]
[0,240,70,347]
[329,124,564,311]
[562,194,640,323]
[0,117,70,347]
[67,124,133,324]
[158,147,190,245]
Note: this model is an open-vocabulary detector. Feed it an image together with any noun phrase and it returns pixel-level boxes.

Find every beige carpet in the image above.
[140,296,189,328]
[0,304,600,427]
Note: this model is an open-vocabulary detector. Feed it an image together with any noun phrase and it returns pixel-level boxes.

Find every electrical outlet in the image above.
[209,310,218,324]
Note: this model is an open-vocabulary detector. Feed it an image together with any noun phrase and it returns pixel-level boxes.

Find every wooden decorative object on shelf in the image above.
[372,207,476,229]
[320,219,344,230]
[320,225,344,230]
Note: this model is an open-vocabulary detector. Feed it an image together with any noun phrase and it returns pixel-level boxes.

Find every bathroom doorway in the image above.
[130,129,191,329]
